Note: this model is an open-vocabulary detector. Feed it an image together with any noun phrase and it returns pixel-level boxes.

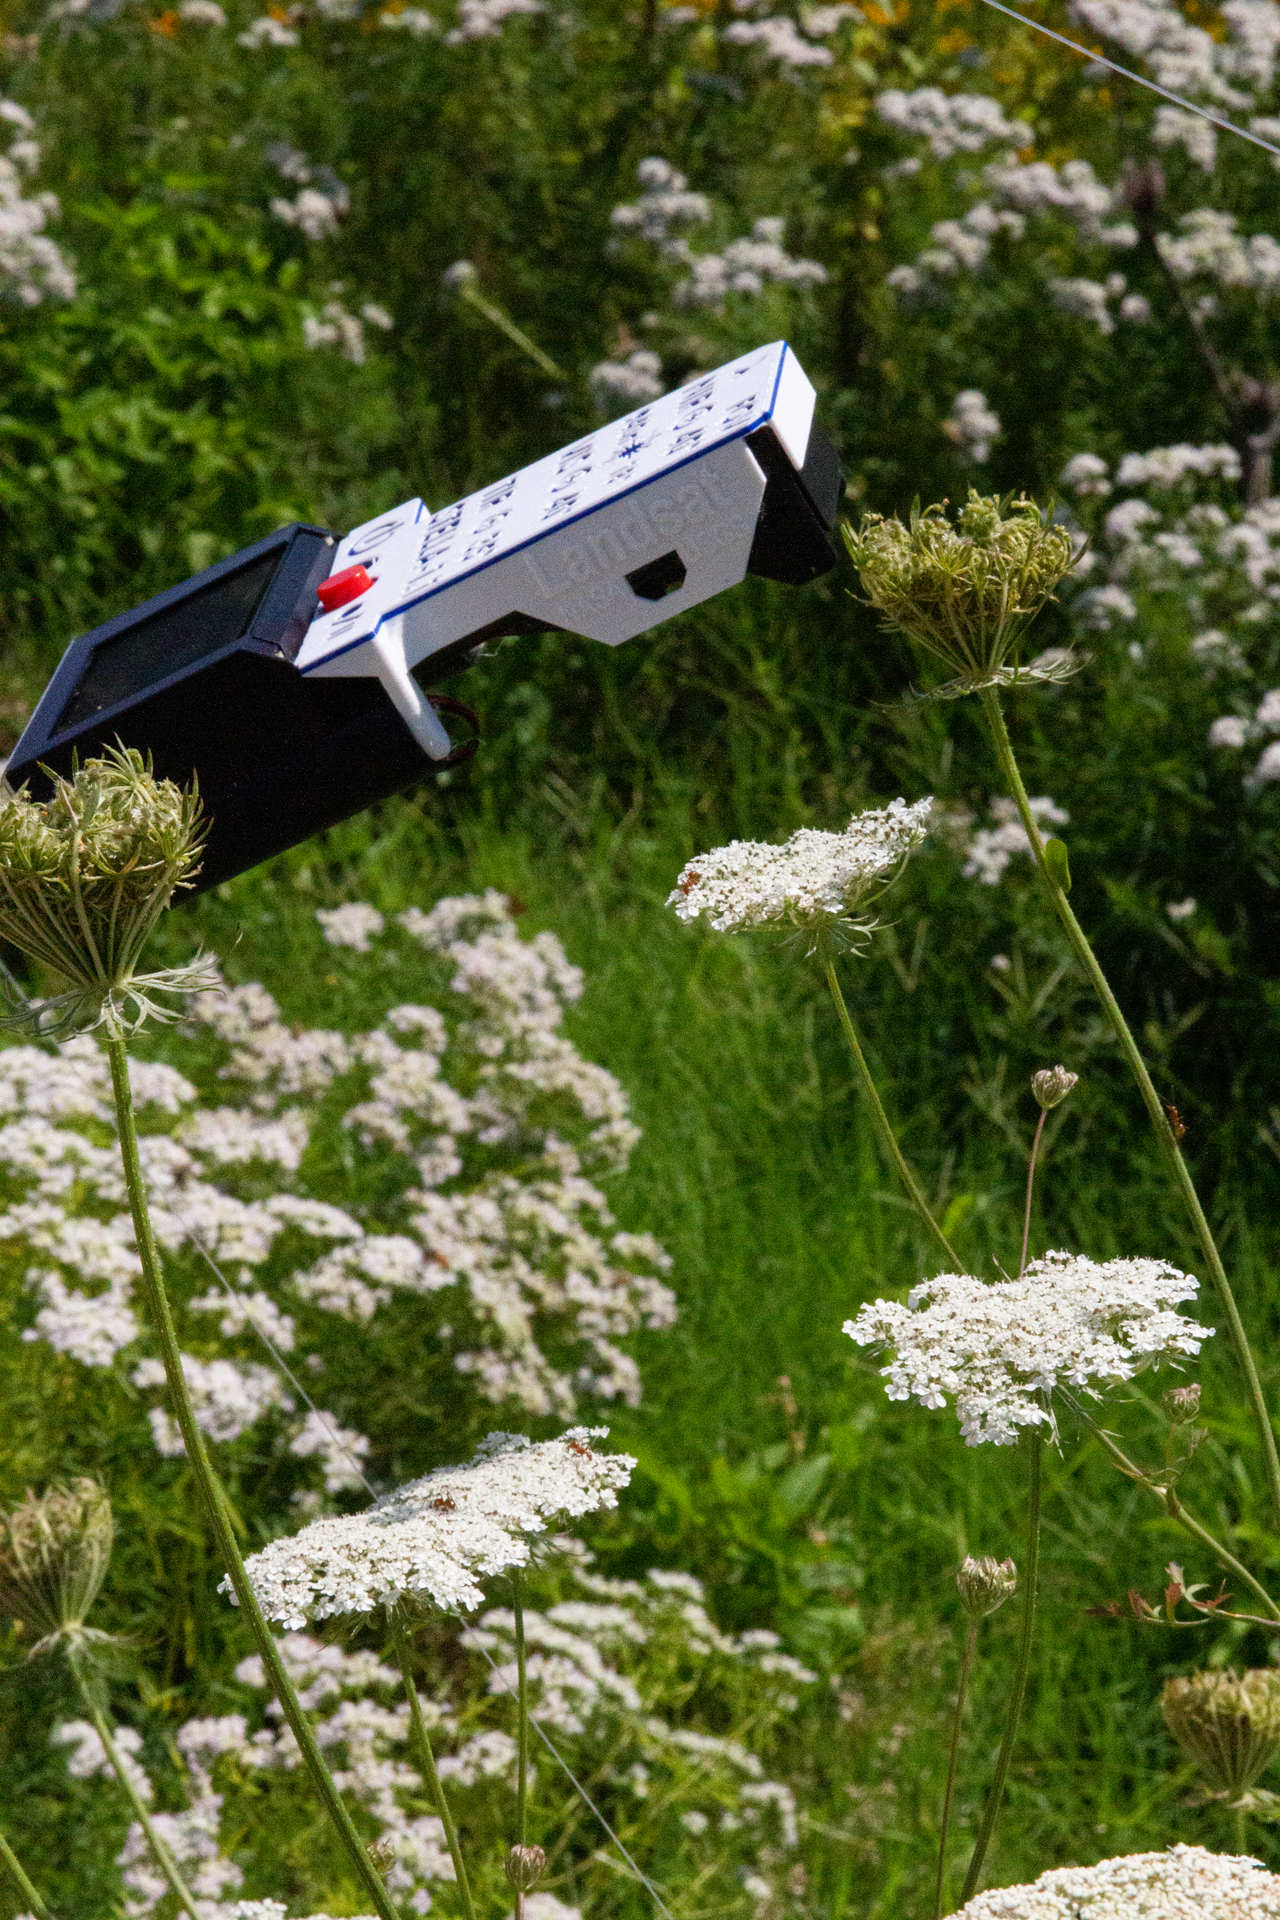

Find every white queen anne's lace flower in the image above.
[956,1843,1280,1916]
[236,1429,635,1628]
[667,798,932,940]
[846,1251,1209,1445]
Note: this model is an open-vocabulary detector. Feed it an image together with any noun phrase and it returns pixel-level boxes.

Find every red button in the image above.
[316,564,374,613]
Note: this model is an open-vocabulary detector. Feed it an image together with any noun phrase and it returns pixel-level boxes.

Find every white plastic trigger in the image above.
[369,614,454,761]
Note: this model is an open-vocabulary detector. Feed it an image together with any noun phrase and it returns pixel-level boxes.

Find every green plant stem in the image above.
[388,1611,478,1920]
[822,957,961,1267]
[933,1620,979,1920]
[514,1571,529,1847]
[458,281,564,380]
[980,689,1280,1527]
[1235,1804,1249,1857]
[0,1820,54,1920]
[959,1429,1042,1906]
[1019,1108,1047,1280]
[1083,1417,1280,1620]
[103,1029,398,1920]
[69,1668,199,1920]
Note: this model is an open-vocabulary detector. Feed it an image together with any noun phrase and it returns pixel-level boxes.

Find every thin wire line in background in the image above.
[976,0,1280,161]
[181,1220,379,1500]
[467,1637,678,1920]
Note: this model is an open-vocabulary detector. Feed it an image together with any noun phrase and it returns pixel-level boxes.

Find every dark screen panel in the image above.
[55,549,284,734]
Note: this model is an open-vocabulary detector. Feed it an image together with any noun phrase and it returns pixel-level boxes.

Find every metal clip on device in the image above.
[8,341,843,890]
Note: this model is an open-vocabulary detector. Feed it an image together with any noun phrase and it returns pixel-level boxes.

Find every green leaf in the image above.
[1043,836,1072,893]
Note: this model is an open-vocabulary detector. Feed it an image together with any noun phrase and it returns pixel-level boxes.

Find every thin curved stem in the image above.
[959,1429,1042,1906]
[0,1821,54,1920]
[104,1030,398,1920]
[389,1610,478,1920]
[822,957,961,1267]
[1083,1416,1280,1620]
[1019,1109,1047,1281]
[513,1571,529,1847]
[70,1670,199,1920]
[980,690,1280,1526]
[934,1621,979,1920]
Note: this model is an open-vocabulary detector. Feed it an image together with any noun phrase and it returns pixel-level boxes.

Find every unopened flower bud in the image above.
[367,1836,398,1878]
[1032,1065,1078,1111]
[956,1555,1017,1619]
[505,1846,547,1893]
[0,1479,114,1655]
[1163,1383,1202,1425]
[1162,1669,1280,1806]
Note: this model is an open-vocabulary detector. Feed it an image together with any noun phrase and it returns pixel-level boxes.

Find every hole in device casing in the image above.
[625,551,687,601]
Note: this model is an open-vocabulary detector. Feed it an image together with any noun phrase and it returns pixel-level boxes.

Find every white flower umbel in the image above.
[846,1251,1209,1446]
[667,798,932,945]
[236,1430,634,1629]
[955,1843,1280,1917]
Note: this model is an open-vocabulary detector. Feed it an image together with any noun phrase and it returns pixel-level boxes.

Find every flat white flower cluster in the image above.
[876,87,1027,160]
[53,1559,812,1918]
[947,389,1001,462]
[237,1429,636,1627]
[302,295,394,366]
[1057,446,1280,788]
[722,15,833,66]
[957,1843,1280,1916]
[668,798,932,938]
[0,98,75,307]
[610,157,711,247]
[589,347,664,413]
[268,143,350,243]
[955,795,1069,886]
[846,1251,1209,1445]
[609,158,824,310]
[669,216,827,307]
[0,892,674,1499]
[445,0,543,43]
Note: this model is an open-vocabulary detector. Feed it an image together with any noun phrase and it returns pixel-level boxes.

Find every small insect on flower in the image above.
[432,1496,457,1512]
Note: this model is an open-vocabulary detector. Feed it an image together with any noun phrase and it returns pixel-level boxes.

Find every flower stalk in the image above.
[513,1570,530,1847]
[103,1028,399,1920]
[979,687,1280,1526]
[66,1652,200,1920]
[0,1822,53,1920]
[388,1609,478,1920]
[958,1429,1042,1906]
[934,1618,978,1920]
[822,956,960,1267]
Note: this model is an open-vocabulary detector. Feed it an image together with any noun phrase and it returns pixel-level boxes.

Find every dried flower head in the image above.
[1164,1383,1203,1425]
[0,1478,114,1656]
[1032,1065,1078,1111]
[1162,1669,1280,1810]
[956,1555,1017,1619]
[956,1844,1280,1917]
[846,1251,1209,1446]
[505,1846,547,1892]
[843,490,1078,699]
[0,745,212,1034]
[236,1429,634,1629]
[667,797,932,949]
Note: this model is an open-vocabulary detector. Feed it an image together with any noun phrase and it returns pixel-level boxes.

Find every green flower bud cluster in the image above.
[1161,1668,1280,1811]
[0,744,209,1034]
[0,1478,114,1657]
[843,490,1077,699]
